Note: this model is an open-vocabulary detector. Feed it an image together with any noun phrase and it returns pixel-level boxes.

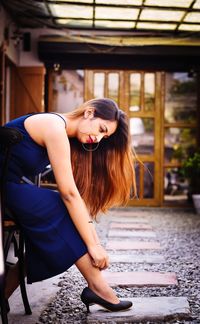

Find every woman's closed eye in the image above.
[100,124,108,133]
[100,127,109,138]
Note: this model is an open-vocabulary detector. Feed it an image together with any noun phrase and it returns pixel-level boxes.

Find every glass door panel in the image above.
[108,73,119,104]
[143,162,154,199]
[129,73,141,112]
[130,117,154,155]
[94,73,105,98]
[144,73,155,112]
[135,162,154,199]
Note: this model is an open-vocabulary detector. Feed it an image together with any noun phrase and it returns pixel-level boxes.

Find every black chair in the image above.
[0,126,32,324]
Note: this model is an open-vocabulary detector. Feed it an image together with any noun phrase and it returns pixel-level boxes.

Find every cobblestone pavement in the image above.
[39,207,200,324]
[8,207,200,323]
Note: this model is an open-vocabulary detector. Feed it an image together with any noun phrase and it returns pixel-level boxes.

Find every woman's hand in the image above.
[87,244,109,270]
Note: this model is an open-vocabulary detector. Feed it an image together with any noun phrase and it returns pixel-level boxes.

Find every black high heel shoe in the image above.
[81,287,132,313]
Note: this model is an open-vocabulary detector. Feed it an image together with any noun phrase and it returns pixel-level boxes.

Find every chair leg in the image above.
[12,234,19,258]
[18,233,32,315]
[0,276,9,324]
[4,230,15,258]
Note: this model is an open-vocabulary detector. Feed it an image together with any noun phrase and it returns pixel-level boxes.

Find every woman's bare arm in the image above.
[26,114,109,269]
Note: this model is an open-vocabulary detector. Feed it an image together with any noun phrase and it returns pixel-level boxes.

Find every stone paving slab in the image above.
[110,222,153,230]
[86,297,191,323]
[106,240,161,250]
[110,208,152,219]
[108,229,156,238]
[110,217,149,224]
[110,253,165,264]
[102,271,178,287]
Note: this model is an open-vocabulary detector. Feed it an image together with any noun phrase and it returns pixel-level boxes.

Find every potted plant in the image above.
[181,152,200,214]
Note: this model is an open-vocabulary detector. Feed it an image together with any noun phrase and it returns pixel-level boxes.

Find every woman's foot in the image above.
[88,281,119,304]
[81,287,132,312]
[75,253,119,304]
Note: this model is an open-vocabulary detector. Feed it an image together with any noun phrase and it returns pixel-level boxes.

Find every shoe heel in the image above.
[81,288,90,313]
[85,303,90,313]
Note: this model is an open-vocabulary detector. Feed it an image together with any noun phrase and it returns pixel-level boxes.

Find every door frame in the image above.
[85,69,165,206]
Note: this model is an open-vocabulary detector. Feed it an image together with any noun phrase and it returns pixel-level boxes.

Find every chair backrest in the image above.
[0,127,23,213]
[0,127,23,147]
[0,127,23,276]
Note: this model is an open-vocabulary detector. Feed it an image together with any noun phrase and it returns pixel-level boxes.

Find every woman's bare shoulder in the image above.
[24,113,67,147]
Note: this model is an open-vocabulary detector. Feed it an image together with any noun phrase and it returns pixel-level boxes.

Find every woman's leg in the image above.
[5,253,119,304]
[75,253,119,304]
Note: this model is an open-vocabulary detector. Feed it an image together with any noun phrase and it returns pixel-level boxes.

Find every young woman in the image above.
[2,98,136,312]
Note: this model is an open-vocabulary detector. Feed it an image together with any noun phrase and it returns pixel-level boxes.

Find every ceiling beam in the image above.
[35,0,200,13]
[11,14,200,26]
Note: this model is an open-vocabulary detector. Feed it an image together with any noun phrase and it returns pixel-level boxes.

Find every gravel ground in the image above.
[38,208,200,324]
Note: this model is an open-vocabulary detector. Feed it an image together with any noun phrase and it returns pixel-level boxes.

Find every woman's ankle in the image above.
[88,280,119,304]
[75,253,119,303]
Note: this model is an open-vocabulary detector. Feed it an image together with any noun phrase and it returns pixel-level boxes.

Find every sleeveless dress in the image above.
[0,114,87,284]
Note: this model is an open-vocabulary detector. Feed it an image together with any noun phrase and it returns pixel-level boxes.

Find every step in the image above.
[108,229,156,238]
[110,254,165,264]
[110,222,153,230]
[106,240,161,250]
[110,207,149,220]
[102,271,178,287]
[110,217,149,224]
[86,297,191,323]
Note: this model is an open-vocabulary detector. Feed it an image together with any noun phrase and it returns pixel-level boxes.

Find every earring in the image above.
[82,142,100,152]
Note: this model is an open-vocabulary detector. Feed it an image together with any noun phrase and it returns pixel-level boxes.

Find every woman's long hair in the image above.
[66,98,137,218]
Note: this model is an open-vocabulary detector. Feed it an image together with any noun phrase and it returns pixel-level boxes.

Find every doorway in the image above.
[48,68,198,207]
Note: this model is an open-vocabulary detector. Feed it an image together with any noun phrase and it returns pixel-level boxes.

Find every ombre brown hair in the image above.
[66,98,137,218]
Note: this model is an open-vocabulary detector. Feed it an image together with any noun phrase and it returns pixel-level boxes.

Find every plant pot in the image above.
[192,194,200,215]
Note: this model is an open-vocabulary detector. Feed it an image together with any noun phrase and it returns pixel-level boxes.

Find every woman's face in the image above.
[77,108,118,144]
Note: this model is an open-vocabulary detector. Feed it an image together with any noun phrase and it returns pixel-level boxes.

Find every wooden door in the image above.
[11,66,45,119]
[85,70,164,206]
[124,71,164,206]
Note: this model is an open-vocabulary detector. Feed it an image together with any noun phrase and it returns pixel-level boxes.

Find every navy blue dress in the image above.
[1,114,87,283]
